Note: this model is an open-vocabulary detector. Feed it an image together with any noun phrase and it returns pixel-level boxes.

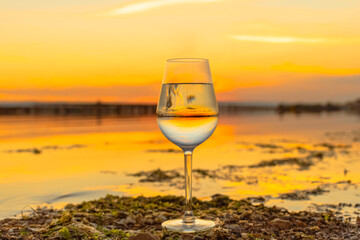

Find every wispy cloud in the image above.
[108,0,219,15]
[231,35,326,43]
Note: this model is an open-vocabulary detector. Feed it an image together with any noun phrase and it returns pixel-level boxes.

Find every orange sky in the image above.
[1,0,360,103]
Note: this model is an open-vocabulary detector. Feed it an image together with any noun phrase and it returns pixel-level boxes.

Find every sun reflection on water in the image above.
[0,112,359,219]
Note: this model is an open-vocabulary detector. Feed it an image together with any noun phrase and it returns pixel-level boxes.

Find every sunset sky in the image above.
[1,0,359,103]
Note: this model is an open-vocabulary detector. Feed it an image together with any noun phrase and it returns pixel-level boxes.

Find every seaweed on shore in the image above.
[128,169,182,182]
[325,130,360,142]
[128,151,328,185]
[315,143,352,150]
[279,187,330,200]
[248,149,328,170]
[3,144,87,155]
[146,149,182,153]
[238,140,355,157]
[0,195,359,239]
[249,157,314,170]
[128,168,246,185]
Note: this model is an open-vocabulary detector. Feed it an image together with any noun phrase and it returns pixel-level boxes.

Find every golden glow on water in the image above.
[0,131,170,183]
[0,113,359,218]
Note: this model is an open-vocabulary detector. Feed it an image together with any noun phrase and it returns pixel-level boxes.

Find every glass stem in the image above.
[183,150,195,223]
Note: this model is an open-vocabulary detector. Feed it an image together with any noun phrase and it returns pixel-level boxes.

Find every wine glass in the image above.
[156,58,219,233]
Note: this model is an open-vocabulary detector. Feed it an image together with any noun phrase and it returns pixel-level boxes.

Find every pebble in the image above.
[154,217,163,224]
[145,217,154,225]
[157,214,167,222]
[280,208,287,213]
[310,226,320,231]
[72,222,105,237]
[118,216,137,225]
[294,220,306,227]
[128,233,159,240]
[224,224,242,233]
[240,210,252,219]
[81,217,90,224]
[271,218,292,229]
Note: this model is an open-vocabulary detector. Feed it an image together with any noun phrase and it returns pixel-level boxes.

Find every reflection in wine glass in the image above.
[156,58,218,233]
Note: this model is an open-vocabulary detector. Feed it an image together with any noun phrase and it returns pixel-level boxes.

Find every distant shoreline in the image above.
[0,99,358,116]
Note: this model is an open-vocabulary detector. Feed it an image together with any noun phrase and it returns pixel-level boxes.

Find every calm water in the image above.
[0,112,359,220]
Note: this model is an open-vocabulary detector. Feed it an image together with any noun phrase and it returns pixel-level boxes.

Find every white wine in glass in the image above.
[156,58,219,233]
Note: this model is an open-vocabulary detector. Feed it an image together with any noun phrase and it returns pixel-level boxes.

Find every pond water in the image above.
[0,111,359,221]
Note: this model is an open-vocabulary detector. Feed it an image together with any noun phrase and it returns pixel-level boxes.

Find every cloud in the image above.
[231,35,325,43]
[108,0,219,15]
[271,62,360,75]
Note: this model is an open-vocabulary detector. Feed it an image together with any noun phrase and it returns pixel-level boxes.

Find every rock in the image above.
[238,220,248,225]
[280,208,287,213]
[310,226,320,231]
[144,216,154,225]
[356,216,360,225]
[294,219,306,227]
[129,233,159,240]
[224,224,242,233]
[194,236,206,240]
[81,217,90,224]
[118,216,137,225]
[214,218,222,226]
[72,222,105,238]
[271,218,292,229]
[157,214,167,222]
[239,210,252,219]
[154,217,163,224]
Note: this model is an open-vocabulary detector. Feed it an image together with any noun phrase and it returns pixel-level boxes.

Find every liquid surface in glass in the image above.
[157,83,218,117]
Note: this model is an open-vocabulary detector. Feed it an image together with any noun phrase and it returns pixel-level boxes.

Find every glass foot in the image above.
[161,219,215,233]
